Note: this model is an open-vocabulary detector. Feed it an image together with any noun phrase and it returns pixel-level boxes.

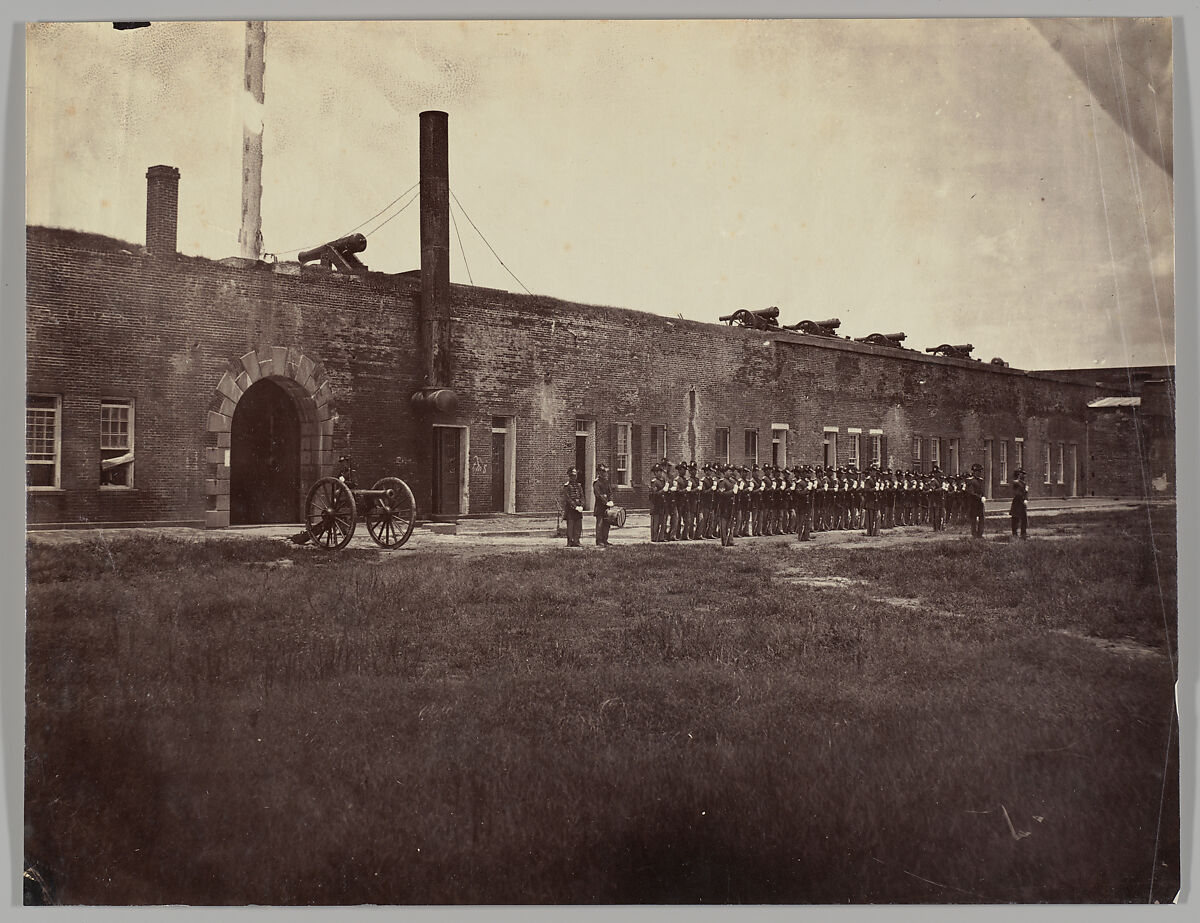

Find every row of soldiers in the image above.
[648,460,988,545]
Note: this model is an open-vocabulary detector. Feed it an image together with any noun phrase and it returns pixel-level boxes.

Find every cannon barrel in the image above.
[298,233,368,264]
[925,343,974,356]
[879,332,906,342]
[782,316,841,333]
[718,305,779,323]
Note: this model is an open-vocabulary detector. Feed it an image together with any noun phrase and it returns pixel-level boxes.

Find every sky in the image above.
[24,17,1174,371]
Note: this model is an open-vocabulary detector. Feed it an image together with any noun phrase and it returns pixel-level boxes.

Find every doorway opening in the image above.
[432,424,469,519]
[575,419,595,510]
[230,378,301,524]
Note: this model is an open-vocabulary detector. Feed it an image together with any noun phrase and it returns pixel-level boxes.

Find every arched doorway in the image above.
[230,378,302,524]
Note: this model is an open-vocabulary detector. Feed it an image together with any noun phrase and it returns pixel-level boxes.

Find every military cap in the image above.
[597,464,609,474]
[567,466,578,476]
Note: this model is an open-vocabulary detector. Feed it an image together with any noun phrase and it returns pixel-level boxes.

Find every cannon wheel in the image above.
[304,477,357,550]
[364,477,417,549]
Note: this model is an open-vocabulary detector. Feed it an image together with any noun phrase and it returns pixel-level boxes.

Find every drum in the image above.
[605,505,627,528]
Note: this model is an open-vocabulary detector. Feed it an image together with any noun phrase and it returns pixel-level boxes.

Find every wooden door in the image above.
[432,427,461,518]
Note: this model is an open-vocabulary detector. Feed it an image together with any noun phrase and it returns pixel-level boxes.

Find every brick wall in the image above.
[448,284,1100,512]
[26,228,427,527]
[27,225,1114,527]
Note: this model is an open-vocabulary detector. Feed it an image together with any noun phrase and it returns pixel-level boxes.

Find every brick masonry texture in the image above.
[26,225,1157,527]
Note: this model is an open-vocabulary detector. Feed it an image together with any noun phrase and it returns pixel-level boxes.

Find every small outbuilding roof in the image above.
[1087,396,1142,408]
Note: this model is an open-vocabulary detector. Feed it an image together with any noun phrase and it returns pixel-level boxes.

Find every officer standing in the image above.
[1010,467,1029,540]
[593,463,614,546]
[560,466,585,547]
[965,463,986,538]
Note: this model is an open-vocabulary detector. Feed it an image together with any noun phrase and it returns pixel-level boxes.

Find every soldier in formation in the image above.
[635,459,995,545]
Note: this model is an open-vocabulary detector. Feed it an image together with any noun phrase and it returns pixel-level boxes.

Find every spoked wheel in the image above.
[305,477,357,550]
[364,477,417,549]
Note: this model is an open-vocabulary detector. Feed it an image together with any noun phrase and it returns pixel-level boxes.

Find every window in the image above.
[847,433,860,469]
[999,440,1008,484]
[948,438,960,475]
[771,426,788,467]
[822,428,837,467]
[1015,438,1024,471]
[100,400,135,487]
[715,427,730,465]
[1057,443,1065,484]
[1045,444,1052,484]
[931,437,941,471]
[27,394,60,488]
[650,424,667,459]
[912,435,923,471]
[870,434,882,468]
[744,429,758,465]
[615,422,632,487]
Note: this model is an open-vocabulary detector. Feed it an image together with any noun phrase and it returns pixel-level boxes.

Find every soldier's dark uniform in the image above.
[1010,468,1029,539]
[667,462,687,541]
[648,463,668,542]
[593,465,614,546]
[560,467,585,546]
[795,467,813,541]
[736,467,751,536]
[685,462,701,539]
[965,464,986,538]
[698,464,716,539]
[716,465,737,546]
[929,468,947,531]
[863,466,881,536]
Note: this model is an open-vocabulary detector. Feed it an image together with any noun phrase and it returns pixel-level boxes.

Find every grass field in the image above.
[24,506,1179,904]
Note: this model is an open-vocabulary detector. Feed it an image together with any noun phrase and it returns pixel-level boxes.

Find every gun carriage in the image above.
[303,455,417,550]
[854,332,909,349]
[298,233,370,274]
[781,317,841,337]
[925,343,976,360]
[718,306,780,330]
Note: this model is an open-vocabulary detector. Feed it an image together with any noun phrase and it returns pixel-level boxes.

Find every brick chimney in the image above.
[419,111,451,386]
[145,165,180,256]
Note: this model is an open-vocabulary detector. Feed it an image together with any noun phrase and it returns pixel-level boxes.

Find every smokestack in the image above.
[238,21,266,260]
[420,110,451,387]
[410,112,458,416]
[145,165,180,256]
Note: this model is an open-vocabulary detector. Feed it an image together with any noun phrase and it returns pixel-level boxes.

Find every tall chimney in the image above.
[238,21,266,260]
[420,110,451,387]
[145,165,180,256]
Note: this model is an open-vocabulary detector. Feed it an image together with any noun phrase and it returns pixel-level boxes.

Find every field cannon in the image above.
[718,306,780,330]
[782,317,841,337]
[925,343,976,360]
[301,455,416,550]
[854,332,908,349]
[299,233,369,274]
